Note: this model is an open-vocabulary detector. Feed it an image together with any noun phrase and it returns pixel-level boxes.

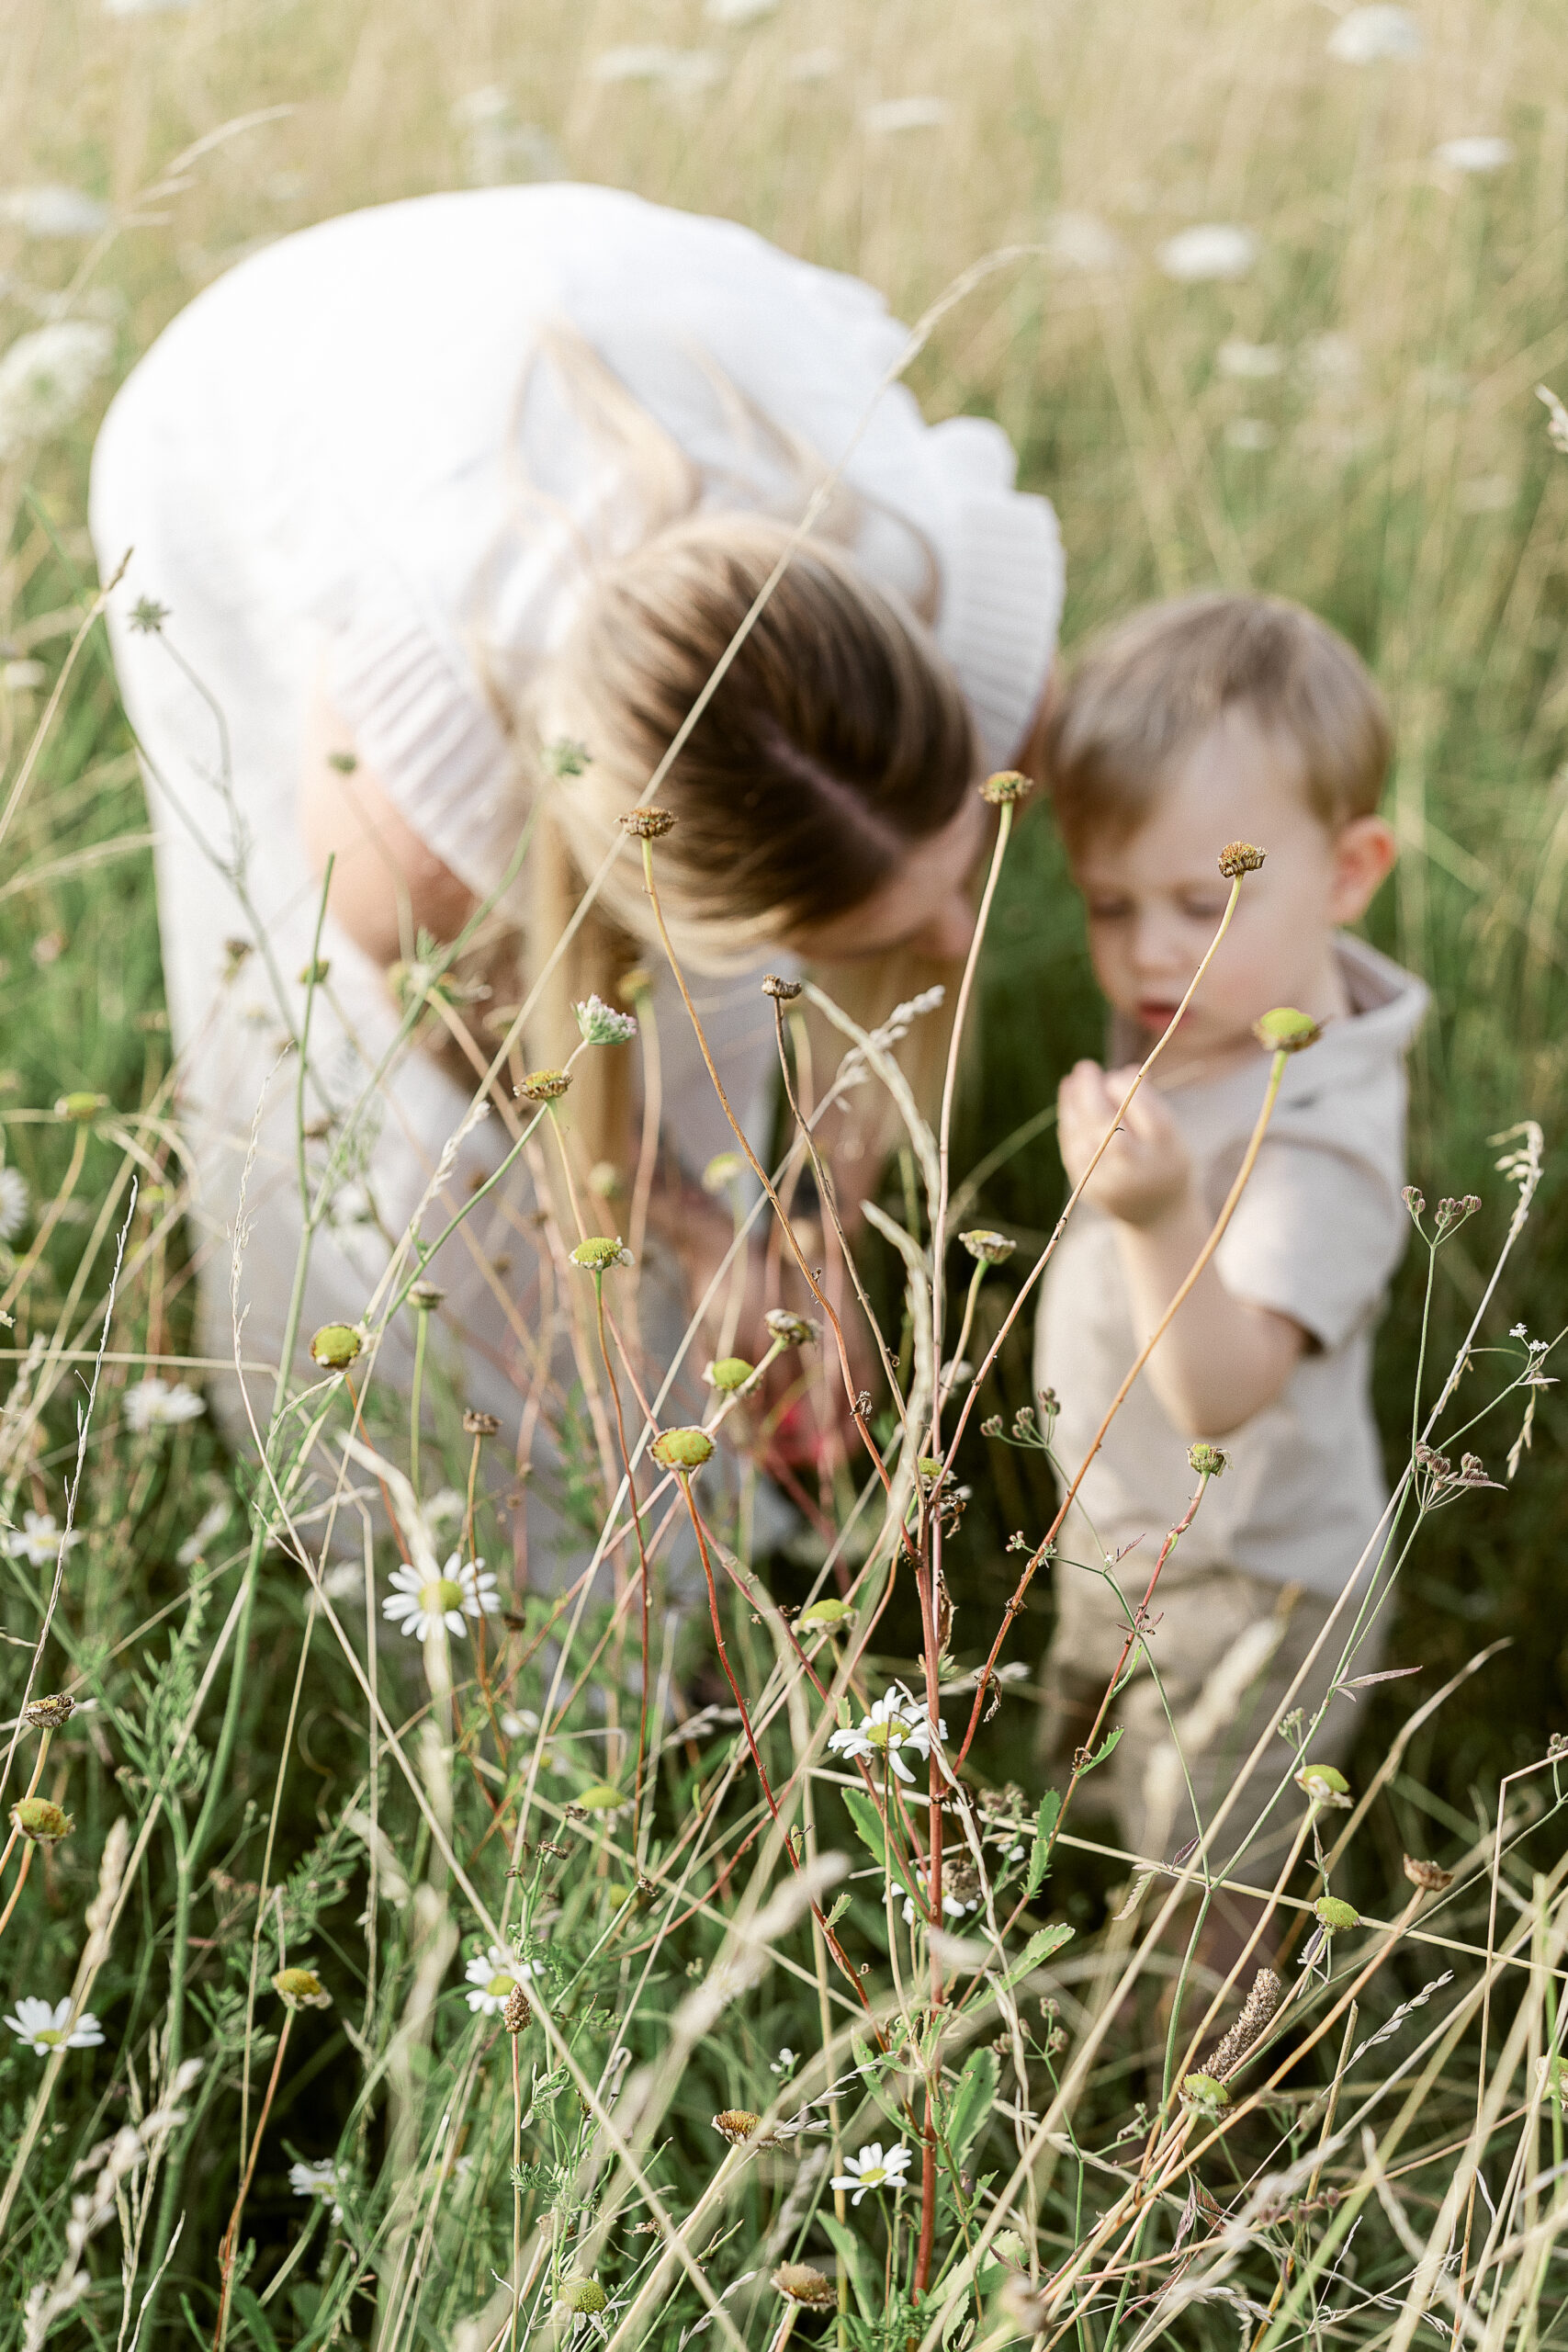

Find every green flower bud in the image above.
[1295,1762,1351,1806]
[960,1228,1016,1264]
[1253,1006,1322,1055]
[1188,1442,1228,1476]
[1179,2071,1230,2111]
[570,1236,633,1272]
[796,1597,852,1631]
[706,1356,754,1394]
[55,1091,106,1123]
[650,1426,715,1472]
[1314,1895,1360,1932]
[11,1797,72,1844]
[573,1782,623,1812]
[701,1151,745,1193]
[979,770,1031,805]
[561,2278,607,2314]
[272,1966,332,2010]
[309,1323,362,1370]
[763,1307,818,1347]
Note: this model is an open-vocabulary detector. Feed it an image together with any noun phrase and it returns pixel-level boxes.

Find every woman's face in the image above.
[786,793,992,964]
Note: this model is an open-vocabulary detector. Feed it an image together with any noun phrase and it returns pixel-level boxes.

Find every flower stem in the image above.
[214,2008,294,2351]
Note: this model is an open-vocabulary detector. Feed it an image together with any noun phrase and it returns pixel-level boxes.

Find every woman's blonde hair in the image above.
[508,336,983,1174]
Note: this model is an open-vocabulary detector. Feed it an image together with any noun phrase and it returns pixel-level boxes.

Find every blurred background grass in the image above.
[3,0,1566,1856]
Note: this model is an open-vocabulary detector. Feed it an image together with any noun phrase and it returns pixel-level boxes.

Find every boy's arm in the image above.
[1058,1061,1305,1439]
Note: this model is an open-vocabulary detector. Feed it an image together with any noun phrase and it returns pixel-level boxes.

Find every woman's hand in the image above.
[1057,1060,1194,1228]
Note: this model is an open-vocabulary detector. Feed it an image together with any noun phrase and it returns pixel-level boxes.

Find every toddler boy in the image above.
[1033,593,1427,1863]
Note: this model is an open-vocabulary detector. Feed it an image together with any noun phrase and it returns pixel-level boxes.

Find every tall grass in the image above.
[2,0,1568,2344]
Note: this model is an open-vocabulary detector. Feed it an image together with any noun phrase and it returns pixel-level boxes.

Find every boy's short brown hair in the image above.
[1043,593,1392,852]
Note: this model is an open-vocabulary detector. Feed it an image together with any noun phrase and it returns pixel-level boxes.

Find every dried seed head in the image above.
[11,1797,72,1844]
[1217,840,1267,877]
[650,1426,715,1472]
[406,1281,445,1312]
[620,807,675,840]
[1188,1442,1228,1476]
[764,1307,819,1347]
[1403,1855,1455,1894]
[22,1692,75,1731]
[711,2108,761,2145]
[463,1409,500,1437]
[761,973,803,1001]
[773,2264,836,2309]
[55,1091,107,1123]
[980,770,1031,805]
[515,1066,570,1103]
[560,2278,607,2315]
[1207,1967,1282,2077]
[570,1236,634,1272]
[706,1356,754,1394]
[272,1966,332,2011]
[960,1227,1016,1265]
[1253,1006,1322,1054]
[1314,1895,1360,1932]
[502,1983,532,2034]
[309,1323,362,1370]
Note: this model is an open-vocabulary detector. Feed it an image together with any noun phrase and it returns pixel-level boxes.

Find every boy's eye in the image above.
[1085,899,1133,923]
[1179,898,1230,922]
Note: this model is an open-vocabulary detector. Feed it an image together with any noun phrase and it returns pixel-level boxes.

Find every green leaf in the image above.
[232,2288,283,2352]
[823,1890,852,1930]
[842,1787,920,1905]
[1025,1790,1060,1900]
[998,1920,1074,1991]
[820,2214,874,2322]
[943,2046,998,2171]
[1077,1725,1122,1775]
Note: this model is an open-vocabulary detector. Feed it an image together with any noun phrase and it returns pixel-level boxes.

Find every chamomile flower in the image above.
[829,2142,912,2204]
[288,2156,344,2222]
[4,1996,104,2054]
[382,1555,500,1640]
[892,1878,978,1928]
[464,1945,536,2016]
[2,1511,83,1567]
[123,1377,206,1433]
[828,1684,946,1784]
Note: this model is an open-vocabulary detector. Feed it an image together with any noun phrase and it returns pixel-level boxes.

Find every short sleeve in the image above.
[1214,1135,1408,1351]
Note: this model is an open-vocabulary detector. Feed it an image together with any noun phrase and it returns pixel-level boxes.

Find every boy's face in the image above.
[1069,710,1394,1080]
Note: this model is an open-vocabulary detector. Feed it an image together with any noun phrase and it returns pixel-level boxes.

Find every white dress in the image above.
[88,185,1065,1516]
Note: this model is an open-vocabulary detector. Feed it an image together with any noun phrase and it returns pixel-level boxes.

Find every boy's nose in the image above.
[1129,908,1190,978]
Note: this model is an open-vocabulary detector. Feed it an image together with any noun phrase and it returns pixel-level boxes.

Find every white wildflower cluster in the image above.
[3,1511,83,1567]
[828,1683,946,1784]
[575,993,637,1046]
[863,96,951,134]
[123,1377,206,1434]
[0,321,114,461]
[383,1554,500,1640]
[1158,225,1259,284]
[288,2156,344,2222]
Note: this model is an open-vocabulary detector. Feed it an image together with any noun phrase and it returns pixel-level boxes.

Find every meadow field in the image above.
[2,0,1568,2344]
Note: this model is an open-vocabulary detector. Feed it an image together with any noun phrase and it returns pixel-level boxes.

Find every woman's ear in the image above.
[1327,814,1398,923]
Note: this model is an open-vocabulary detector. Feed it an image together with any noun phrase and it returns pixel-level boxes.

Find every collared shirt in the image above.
[1034,935,1430,1598]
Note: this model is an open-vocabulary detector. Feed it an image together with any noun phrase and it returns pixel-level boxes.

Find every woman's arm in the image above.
[297,672,476,965]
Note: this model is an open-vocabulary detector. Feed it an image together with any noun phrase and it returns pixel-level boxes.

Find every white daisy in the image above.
[829,2141,912,2204]
[123,1378,206,1434]
[464,1944,536,2016]
[0,1167,28,1241]
[288,2156,344,2222]
[4,1996,105,2054]
[382,1554,500,1641]
[828,1684,947,1784]
[2,1511,83,1567]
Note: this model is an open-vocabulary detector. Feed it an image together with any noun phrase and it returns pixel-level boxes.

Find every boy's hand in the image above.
[1057,1061,1193,1229]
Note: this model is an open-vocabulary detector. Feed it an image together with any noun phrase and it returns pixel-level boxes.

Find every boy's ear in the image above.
[1327,815,1398,923]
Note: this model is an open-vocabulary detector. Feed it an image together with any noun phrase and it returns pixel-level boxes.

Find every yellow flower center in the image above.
[421,1577,464,1617]
[861,2164,886,2185]
[867,1715,909,1748]
[486,1971,513,1999]
[36,2028,63,2047]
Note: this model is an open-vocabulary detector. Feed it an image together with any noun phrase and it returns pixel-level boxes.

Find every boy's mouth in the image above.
[1135,999,1188,1033]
